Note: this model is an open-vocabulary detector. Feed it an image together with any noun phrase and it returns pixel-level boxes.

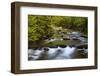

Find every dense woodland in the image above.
[28,15,88,48]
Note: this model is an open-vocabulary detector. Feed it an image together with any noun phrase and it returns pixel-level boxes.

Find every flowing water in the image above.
[28,32,88,60]
[28,46,82,60]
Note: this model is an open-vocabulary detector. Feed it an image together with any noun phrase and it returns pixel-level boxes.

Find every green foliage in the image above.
[45,40,80,47]
[28,15,88,44]
[28,15,53,42]
[72,17,88,34]
[54,16,88,34]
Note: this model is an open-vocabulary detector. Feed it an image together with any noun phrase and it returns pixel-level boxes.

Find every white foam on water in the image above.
[55,46,76,59]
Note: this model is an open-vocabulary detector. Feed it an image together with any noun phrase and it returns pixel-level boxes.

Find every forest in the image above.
[28,15,88,48]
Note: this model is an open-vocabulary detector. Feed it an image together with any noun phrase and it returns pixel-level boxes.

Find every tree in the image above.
[28,15,88,48]
[28,15,54,43]
[73,17,88,34]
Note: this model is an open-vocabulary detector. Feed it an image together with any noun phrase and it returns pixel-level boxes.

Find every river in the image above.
[28,45,87,60]
[28,32,88,61]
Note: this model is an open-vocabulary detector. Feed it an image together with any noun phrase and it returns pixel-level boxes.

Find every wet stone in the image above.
[58,45,67,48]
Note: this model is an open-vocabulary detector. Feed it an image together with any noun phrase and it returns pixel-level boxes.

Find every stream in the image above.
[28,45,87,60]
[28,32,88,61]
[28,46,75,60]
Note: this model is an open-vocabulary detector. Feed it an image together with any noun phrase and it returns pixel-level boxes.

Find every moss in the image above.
[44,40,81,47]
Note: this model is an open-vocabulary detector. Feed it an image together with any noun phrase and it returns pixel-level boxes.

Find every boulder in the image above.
[43,47,49,51]
[69,45,75,48]
[49,46,58,48]
[58,45,66,48]
[63,37,70,40]
[76,44,87,49]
